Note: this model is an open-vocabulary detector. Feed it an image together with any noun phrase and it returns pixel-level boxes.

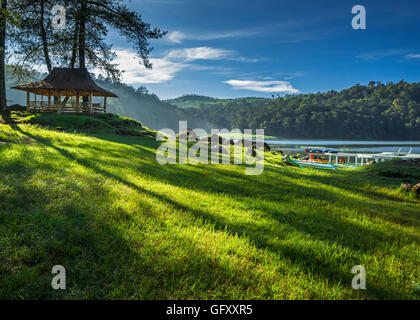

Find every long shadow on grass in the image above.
[11,127,418,299]
[18,126,418,251]
[0,139,266,299]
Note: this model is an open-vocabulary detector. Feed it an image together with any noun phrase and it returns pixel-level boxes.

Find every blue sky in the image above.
[105,0,420,99]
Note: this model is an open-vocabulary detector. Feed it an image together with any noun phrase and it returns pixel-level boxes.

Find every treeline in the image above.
[182,81,420,139]
[166,95,270,109]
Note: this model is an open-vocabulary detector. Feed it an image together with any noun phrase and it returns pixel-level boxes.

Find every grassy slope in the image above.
[0,115,419,299]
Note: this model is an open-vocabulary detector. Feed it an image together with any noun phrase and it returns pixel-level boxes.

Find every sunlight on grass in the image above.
[0,121,419,299]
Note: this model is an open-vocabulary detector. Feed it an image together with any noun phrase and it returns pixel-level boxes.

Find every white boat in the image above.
[287,147,420,170]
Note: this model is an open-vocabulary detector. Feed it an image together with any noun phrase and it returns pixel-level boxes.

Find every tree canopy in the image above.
[8,0,166,80]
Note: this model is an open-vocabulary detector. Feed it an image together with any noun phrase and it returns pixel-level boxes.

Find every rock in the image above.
[210,145,229,154]
[177,128,198,141]
[400,183,413,192]
[412,183,420,195]
[250,141,271,151]
[207,134,225,145]
[8,104,26,111]
[246,147,257,157]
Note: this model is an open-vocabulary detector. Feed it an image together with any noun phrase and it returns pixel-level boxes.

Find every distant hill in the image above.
[166,95,271,109]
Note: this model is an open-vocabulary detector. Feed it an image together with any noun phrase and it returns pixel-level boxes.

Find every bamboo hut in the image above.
[11,68,117,114]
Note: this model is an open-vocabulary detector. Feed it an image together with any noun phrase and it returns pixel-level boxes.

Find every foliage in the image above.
[7,0,166,79]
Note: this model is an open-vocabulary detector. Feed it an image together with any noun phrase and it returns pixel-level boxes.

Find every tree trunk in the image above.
[40,0,52,73]
[69,21,79,68]
[78,0,89,104]
[62,19,80,107]
[0,0,8,118]
[78,0,87,69]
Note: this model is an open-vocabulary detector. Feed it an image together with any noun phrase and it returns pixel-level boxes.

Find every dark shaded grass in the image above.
[0,124,419,299]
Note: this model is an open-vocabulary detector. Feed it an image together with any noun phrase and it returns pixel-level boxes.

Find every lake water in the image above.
[266,139,420,154]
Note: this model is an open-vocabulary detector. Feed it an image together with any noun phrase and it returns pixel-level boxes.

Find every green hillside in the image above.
[1,113,419,299]
[166,94,271,109]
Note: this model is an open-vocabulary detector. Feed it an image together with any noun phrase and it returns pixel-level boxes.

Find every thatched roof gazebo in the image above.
[11,68,117,114]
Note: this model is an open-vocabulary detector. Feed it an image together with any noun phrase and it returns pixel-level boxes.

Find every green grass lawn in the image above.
[0,114,419,299]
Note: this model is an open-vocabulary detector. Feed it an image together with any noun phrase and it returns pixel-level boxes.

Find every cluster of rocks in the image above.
[177,128,198,141]
[176,128,271,157]
[177,129,272,153]
[7,104,26,111]
[400,183,420,195]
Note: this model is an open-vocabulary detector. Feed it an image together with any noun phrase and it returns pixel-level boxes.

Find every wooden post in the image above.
[26,91,30,110]
[34,94,36,112]
[48,93,51,110]
[58,91,62,114]
[90,91,93,114]
[76,92,79,113]
[104,96,107,113]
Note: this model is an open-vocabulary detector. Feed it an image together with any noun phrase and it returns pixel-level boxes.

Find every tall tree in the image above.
[0,0,18,117]
[9,0,77,73]
[0,0,7,116]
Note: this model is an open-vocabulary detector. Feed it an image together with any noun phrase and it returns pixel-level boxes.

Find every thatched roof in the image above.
[11,68,118,97]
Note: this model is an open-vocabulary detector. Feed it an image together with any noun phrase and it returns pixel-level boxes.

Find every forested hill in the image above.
[166,94,270,109]
[94,79,215,131]
[181,81,420,139]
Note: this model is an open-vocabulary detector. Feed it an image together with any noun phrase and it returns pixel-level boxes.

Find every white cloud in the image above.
[105,49,186,84]
[166,47,235,61]
[166,30,260,43]
[405,53,420,59]
[356,49,409,62]
[167,31,186,43]
[224,80,299,93]
[103,47,253,84]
